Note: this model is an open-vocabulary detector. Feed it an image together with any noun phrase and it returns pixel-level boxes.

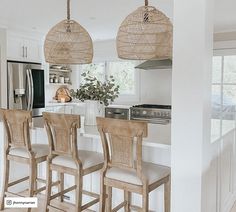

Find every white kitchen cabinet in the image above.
[54,105,74,114]
[7,34,42,63]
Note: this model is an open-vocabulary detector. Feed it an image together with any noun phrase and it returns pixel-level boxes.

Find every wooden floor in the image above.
[5,195,236,212]
[1,193,96,212]
[231,201,236,212]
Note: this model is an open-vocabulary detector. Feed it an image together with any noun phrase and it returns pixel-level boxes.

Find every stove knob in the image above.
[142,111,147,115]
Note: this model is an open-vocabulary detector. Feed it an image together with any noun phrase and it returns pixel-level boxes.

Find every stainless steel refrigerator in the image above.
[7,61,45,117]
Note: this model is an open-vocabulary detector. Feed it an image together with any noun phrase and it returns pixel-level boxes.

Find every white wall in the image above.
[140,69,172,105]
[0,28,7,193]
[93,39,117,62]
[172,0,214,212]
[0,28,7,108]
[94,40,172,105]
[43,39,172,105]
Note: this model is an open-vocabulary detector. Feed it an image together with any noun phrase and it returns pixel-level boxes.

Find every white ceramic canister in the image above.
[59,76,64,84]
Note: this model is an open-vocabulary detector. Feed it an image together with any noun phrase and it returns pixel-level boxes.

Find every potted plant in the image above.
[70,72,120,125]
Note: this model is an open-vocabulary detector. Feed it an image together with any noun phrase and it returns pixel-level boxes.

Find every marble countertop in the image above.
[46,101,85,107]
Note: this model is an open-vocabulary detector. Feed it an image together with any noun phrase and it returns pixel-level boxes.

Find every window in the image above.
[79,61,139,102]
[80,63,105,83]
[211,53,236,141]
[106,61,136,95]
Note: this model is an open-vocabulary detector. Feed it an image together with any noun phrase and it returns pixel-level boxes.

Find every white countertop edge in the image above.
[142,141,171,149]
[80,132,171,149]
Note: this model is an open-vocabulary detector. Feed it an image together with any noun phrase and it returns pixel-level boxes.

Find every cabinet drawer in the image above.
[105,108,130,120]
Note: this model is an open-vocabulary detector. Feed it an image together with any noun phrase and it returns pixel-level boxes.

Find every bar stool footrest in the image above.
[82,190,100,199]
[5,191,25,197]
[50,185,76,200]
[112,201,127,212]
[8,176,29,187]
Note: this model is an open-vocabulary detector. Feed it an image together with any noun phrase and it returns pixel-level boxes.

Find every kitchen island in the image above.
[0,120,171,211]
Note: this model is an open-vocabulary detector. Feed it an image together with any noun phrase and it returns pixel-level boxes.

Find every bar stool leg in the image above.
[0,158,10,210]
[29,160,36,197]
[142,186,148,212]
[99,173,106,212]
[124,191,131,212]
[164,176,171,212]
[27,159,36,212]
[44,164,52,212]
[59,172,64,202]
[75,172,83,212]
[106,186,112,212]
[34,163,38,193]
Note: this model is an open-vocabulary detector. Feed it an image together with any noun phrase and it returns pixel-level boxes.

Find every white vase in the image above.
[84,100,104,125]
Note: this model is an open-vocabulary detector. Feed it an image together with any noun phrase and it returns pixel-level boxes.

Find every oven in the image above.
[105,106,130,120]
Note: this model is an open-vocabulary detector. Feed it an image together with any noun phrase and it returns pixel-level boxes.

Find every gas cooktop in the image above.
[131,104,171,124]
[132,104,171,109]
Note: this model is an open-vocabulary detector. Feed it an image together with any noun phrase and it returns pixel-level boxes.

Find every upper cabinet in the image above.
[7,34,43,63]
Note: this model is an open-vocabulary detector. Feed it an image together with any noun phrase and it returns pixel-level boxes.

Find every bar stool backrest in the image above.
[43,112,80,158]
[96,117,147,178]
[0,108,32,150]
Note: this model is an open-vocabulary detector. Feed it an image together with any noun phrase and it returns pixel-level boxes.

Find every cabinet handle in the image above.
[22,46,25,58]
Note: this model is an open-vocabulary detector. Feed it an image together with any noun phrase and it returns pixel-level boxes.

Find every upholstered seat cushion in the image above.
[105,162,170,186]
[52,150,104,170]
[9,144,49,158]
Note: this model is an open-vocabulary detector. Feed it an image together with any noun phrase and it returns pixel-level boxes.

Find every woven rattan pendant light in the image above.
[116,0,173,60]
[44,0,93,64]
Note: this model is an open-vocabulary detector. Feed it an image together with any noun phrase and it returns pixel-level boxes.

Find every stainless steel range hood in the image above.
[135,59,172,70]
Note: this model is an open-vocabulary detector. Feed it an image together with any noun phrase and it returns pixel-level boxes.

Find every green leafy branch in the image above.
[70,72,120,106]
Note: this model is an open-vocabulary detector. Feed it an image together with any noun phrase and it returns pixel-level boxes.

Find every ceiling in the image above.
[0,0,235,41]
[214,0,236,32]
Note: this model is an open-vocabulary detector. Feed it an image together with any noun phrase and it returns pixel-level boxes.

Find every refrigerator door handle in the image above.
[26,69,32,111]
[22,46,25,58]
[29,69,34,110]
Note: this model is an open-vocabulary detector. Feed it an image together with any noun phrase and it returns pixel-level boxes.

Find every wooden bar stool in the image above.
[0,109,49,211]
[43,112,104,212]
[96,117,171,212]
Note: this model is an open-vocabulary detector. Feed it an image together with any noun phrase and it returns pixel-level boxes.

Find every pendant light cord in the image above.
[67,0,70,20]
[144,0,149,22]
